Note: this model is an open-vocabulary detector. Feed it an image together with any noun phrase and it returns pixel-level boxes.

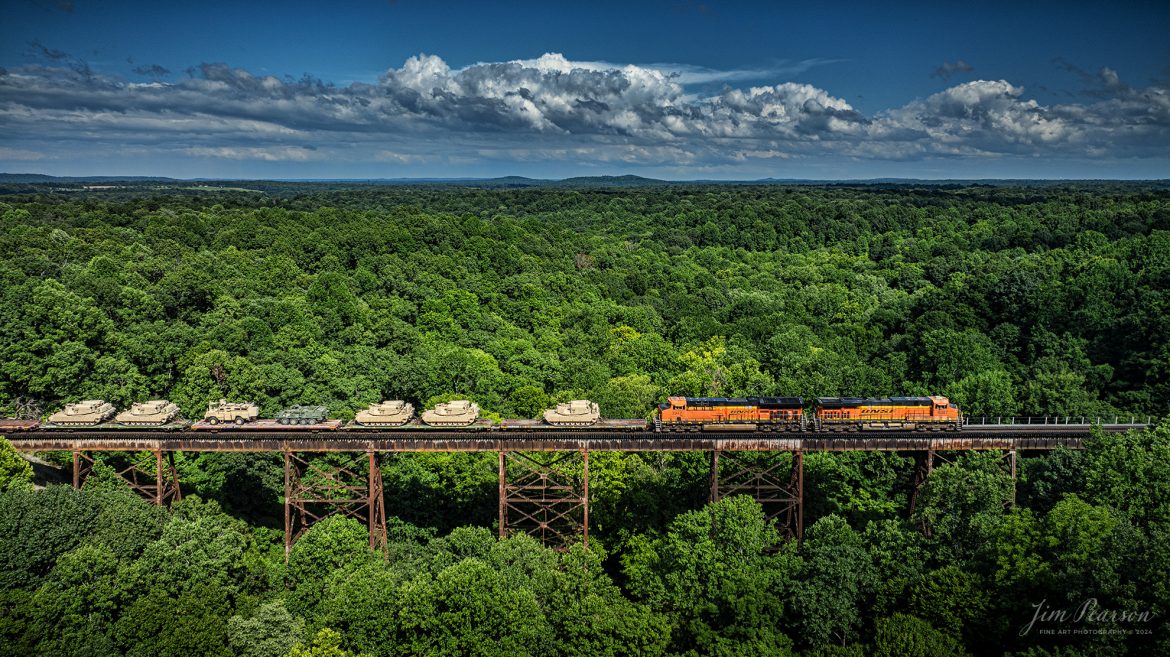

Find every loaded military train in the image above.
[0,395,963,433]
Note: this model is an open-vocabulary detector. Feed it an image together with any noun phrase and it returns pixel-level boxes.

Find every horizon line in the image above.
[4,172,1170,184]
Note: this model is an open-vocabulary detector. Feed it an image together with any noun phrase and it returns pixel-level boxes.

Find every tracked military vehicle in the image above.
[277,405,329,425]
[203,399,259,425]
[421,400,480,427]
[354,400,414,427]
[116,400,181,426]
[543,399,601,427]
[47,400,116,426]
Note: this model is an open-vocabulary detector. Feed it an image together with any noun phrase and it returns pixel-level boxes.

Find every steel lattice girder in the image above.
[283,450,387,559]
[711,450,803,540]
[499,450,588,549]
[71,449,181,506]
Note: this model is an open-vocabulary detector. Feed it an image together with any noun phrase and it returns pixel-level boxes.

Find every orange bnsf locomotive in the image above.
[656,396,805,432]
[654,395,961,432]
[814,396,961,431]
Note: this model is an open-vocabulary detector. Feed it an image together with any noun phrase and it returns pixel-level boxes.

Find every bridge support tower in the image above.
[283,450,387,560]
[710,450,803,541]
[909,447,1021,524]
[498,450,589,549]
[72,449,181,506]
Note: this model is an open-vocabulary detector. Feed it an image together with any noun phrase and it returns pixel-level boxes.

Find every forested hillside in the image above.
[1,183,1168,656]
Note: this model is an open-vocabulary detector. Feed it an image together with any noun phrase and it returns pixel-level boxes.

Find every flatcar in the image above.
[655,396,805,432]
[814,396,961,431]
[191,418,343,431]
[0,419,40,432]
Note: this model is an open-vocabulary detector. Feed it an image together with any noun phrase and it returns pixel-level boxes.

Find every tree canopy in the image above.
[1,182,1168,656]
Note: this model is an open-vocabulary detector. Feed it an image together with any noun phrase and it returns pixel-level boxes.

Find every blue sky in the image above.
[2,0,1168,179]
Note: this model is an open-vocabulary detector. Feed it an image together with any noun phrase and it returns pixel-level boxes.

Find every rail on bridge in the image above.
[5,419,1149,555]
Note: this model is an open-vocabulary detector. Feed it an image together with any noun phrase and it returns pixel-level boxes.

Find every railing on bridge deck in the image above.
[963,416,1151,427]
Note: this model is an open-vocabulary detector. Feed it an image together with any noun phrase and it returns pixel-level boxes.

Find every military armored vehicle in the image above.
[204,399,259,425]
[543,399,601,427]
[421,399,480,427]
[277,405,329,425]
[354,400,414,427]
[116,400,181,426]
[47,400,116,426]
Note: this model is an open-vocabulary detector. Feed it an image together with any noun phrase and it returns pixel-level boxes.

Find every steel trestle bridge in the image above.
[6,418,1150,557]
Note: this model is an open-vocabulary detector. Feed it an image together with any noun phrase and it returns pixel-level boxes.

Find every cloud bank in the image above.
[1,52,1167,175]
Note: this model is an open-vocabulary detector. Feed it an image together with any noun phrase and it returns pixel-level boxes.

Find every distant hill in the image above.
[0,173,178,183]
[552,175,667,187]
[3,173,1167,189]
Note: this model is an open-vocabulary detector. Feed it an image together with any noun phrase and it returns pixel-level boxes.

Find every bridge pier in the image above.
[283,450,387,560]
[498,450,589,549]
[1004,448,1017,508]
[908,449,938,516]
[909,447,1020,518]
[71,449,181,506]
[72,450,91,489]
[710,450,803,541]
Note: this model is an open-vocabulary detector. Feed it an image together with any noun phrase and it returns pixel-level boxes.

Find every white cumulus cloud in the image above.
[0,52,1167,172]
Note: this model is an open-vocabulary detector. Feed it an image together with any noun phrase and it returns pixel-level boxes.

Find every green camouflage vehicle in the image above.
[277,405,330,425]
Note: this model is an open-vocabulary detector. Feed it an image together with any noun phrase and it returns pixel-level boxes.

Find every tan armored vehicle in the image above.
[355,400,414,427]
[48,400,116,426]
[543,399,601,427]
[421,399,480,427]
[204,399,259,425]
[116,400,181,426]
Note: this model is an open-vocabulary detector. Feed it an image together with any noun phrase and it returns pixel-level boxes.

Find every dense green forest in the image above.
[1,183,1168,656]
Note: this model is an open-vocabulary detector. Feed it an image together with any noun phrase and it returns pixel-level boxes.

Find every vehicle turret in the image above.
[116,400,181,426]
[204,399,259,425]
[354,400,414,427]
[421,399,480,427]
[47,400,116,426]
[543,399,601,427]
[276,405,329,425]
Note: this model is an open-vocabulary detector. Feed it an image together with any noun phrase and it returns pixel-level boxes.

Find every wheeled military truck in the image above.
[203,399,259,425]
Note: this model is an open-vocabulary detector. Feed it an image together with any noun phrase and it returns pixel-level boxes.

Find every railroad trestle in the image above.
[7,428,1139,556]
